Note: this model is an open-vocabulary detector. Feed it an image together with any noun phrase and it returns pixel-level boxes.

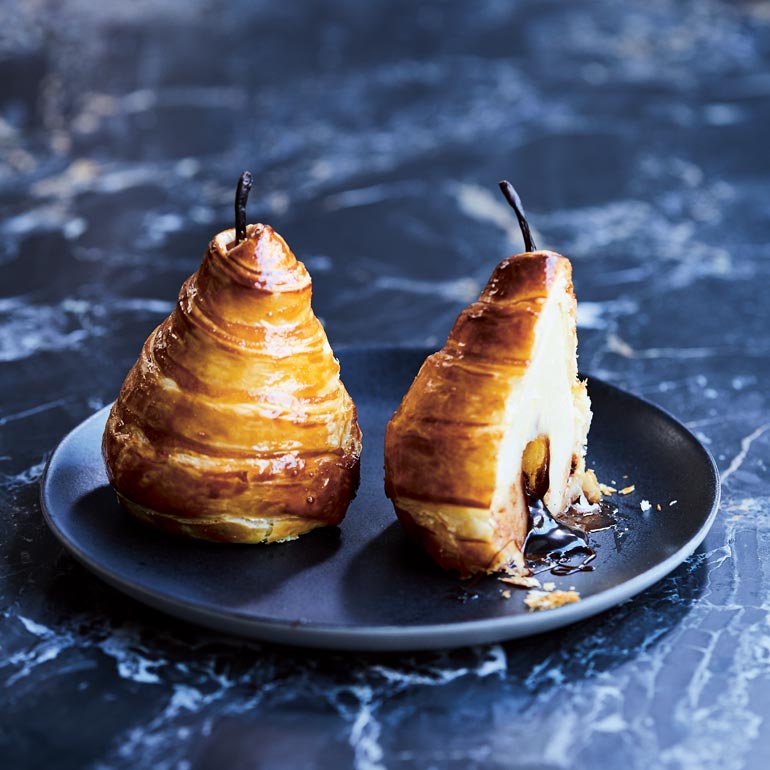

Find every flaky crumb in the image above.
[619,484,636,495]
[499,574,541,589]
[670,499,678,506]
[502,564,532,576]
[542,581,556,592]
[599,483,617,496]
[582,468,602,503]
[640,499,651,512]
[501,589,512,600]
[525,589,581,611]
[657,504,662,511]
[572,494,601,514]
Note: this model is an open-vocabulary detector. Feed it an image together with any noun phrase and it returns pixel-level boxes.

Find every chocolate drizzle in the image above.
[523,499,616,577]
[234,170,253,245]
[498,180,537,252]
[558,501,618,534]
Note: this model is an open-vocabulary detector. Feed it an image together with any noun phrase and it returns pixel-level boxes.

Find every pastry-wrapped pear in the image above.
[103,173,362,543]
[384,182,595,576]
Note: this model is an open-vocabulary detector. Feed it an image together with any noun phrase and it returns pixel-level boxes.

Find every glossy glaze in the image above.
[102,224,362,542]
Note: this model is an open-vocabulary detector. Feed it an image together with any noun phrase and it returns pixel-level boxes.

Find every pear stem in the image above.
[498,180,537,252]
[234,171,253,245]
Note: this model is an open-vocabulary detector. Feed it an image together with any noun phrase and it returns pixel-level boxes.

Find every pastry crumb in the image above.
[657,503,662,511]
[669,499,678,506]
[502,565,532,576]
[542,581,556,592]
[501,589,512,600]
[499,573,541,589]
[499,565,539,590]
[619,484,635,495]
[525,589,581,611]
[572,494,601,514]
[640,499,651,512]
[582,468,602,503]
[599,483,617,496]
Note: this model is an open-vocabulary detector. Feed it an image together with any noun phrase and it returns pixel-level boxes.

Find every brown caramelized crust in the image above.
[102,224,362,543]
[384,251,592,575]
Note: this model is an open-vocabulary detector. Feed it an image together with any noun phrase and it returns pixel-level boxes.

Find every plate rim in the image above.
[39,345,721,651]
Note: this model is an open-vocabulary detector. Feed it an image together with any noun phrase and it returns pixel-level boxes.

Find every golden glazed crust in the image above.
[384,251,591,575]
[102,224,362,543]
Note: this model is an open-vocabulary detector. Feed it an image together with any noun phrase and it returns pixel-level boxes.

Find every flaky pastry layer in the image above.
[103,224,362,542]
[384,251,592,575]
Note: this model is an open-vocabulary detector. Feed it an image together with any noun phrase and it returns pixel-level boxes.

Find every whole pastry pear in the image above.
[103,172,362,543]
[384,182,596,576]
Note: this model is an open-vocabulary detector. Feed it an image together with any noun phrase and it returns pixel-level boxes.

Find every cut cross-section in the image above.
[384,251,593,576]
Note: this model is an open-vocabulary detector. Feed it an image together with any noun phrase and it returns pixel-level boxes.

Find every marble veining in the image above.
[1,0,769,768]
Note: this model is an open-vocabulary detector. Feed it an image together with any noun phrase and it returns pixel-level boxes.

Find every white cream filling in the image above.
[489,278,589,524]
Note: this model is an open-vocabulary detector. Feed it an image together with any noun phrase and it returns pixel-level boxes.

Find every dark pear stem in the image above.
[498,180,537,252]
[234,170,253,245]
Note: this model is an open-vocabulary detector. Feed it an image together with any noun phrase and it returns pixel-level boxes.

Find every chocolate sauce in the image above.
[558,501,617,533]
[523,499,611,577]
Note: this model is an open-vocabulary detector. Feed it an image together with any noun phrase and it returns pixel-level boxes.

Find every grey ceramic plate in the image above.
[40,347,720,651]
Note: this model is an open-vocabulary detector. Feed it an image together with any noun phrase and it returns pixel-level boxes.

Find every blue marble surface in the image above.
[1,0,769,767]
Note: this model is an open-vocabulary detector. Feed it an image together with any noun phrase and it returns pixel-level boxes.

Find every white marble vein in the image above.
[721,423,770,485]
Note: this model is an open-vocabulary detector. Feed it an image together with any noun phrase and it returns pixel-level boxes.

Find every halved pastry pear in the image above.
[103,172,362,543]
[384,182,594,576]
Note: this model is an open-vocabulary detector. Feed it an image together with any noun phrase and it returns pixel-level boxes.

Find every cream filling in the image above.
[489,278,590,528]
